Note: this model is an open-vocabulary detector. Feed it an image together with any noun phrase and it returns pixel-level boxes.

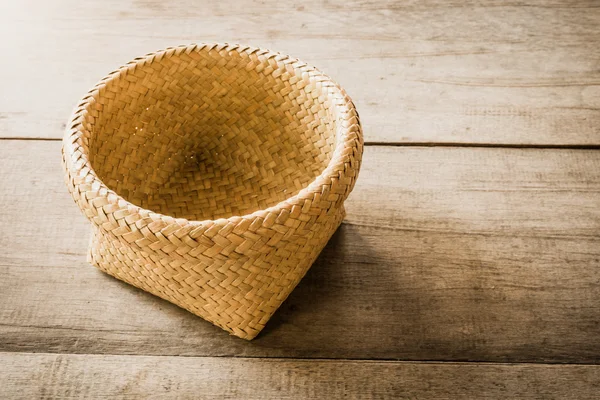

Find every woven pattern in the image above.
[62,43,363,339]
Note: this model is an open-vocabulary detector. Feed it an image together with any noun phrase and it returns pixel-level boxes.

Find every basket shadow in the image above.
[255,221,427,352]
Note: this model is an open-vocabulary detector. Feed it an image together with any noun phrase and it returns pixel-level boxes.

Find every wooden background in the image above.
[1,0,599,398]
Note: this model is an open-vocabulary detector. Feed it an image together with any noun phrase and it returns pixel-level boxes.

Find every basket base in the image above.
[87,206,346,339]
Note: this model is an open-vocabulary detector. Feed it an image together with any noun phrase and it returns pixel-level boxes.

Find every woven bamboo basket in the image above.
[62,43,363,339]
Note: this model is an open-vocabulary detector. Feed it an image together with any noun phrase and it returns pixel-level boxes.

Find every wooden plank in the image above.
[1,141,600,362]
[1,0,599,144]
[1,353,599,399]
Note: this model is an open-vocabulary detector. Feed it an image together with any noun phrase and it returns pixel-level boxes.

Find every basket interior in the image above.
[87,48,340,221]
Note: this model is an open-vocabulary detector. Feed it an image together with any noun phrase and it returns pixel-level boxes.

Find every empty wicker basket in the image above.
[62,43,363,339]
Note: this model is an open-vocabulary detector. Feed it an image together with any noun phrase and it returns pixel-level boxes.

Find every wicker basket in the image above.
[62,43,363,339]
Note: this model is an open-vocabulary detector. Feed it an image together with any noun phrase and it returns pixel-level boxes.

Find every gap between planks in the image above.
[2,351,600,367]
[3,137,600,150]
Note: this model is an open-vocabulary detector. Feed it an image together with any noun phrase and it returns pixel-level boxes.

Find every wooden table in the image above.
[1,1,599,398]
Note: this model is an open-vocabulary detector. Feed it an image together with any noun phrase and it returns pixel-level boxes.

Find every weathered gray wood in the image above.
[1,0,599,144]
[1,141,600,362]
[1,352,599,399]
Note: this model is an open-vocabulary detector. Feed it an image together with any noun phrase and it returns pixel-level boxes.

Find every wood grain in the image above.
[1,352,599,399]
[1,0,599,144]
[1,140,599,362]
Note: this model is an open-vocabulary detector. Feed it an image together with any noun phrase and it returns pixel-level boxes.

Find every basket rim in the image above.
[63,42,363,228]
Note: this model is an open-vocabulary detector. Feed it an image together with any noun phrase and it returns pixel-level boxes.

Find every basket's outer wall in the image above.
[62,43,363,340]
